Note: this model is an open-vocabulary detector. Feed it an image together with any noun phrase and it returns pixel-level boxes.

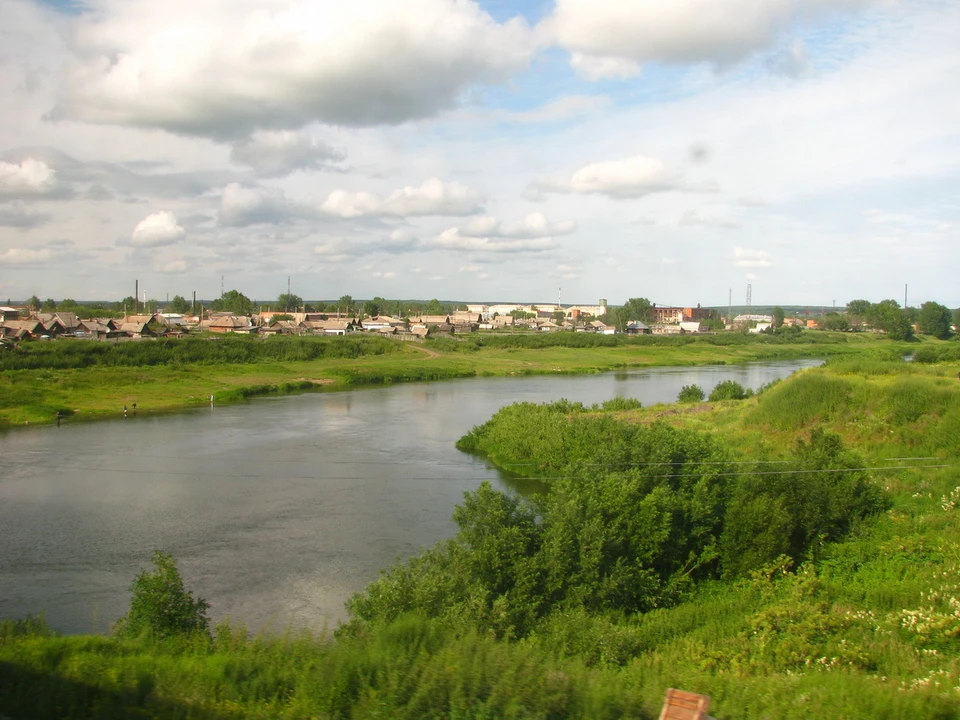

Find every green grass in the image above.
[0,333,916,428]
[4,347,960,718]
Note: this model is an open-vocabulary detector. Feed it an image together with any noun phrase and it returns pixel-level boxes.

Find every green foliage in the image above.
[167,295,191,314]
[772,306,785,329]
[708,380,750,401]
[210,289,254,316]
[116,551,210,640]
[677,384,705,403]
[598,396,642,411]
[820,312,850,332]
[276,293,302,312]
[867,299,915,340]
[0,334,400,371]
[721,430,887,577]
[749,372,854,430]
[362,296,387,317]
[917,301,953,339]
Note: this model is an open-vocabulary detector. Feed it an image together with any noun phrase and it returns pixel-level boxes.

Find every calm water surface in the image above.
[0,360,820,634]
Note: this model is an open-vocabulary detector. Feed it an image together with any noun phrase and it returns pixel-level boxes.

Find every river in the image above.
[0,360,819,634]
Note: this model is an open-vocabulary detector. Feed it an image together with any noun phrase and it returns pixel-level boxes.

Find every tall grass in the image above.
[0,335,400,371]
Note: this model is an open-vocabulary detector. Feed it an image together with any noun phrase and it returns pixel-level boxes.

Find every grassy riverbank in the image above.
[3,356,960,718]
[0,331,915,427]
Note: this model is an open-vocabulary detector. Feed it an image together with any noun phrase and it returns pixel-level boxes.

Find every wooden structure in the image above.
[658,688,710,720]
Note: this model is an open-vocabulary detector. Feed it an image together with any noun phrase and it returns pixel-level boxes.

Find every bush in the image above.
[708,380,750,401]
[116,551,210,640]
[677,384,705,403]
[599,396,642,411]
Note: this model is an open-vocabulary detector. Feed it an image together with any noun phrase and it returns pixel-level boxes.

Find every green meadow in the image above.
[3,346,960,718]
[0,330,910,427]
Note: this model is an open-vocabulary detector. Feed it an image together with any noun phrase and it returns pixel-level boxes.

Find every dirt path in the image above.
[408,344,441,359]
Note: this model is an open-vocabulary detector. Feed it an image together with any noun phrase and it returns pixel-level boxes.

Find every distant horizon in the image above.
[2,0,957,306]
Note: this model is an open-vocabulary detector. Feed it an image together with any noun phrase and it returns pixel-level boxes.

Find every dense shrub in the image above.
[598,396,642,411]
[720,430,887,577]
[115,551,210,640]
[0,335,399,371]
[708,380,750,401]
[677,384,705,403]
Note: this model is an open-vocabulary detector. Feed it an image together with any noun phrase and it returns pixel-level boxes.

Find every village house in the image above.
[625,321,652,335]
[304,318,362,335]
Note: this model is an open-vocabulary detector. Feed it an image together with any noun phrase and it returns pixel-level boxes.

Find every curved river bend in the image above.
[0,360,819,634]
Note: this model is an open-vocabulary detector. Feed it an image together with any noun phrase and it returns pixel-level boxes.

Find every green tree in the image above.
[917,301,952,339]
[426,298,444,315]
[26,295,41,310]
[168,295,190,314]
[42,298,57,311]
[678,384,706,403]
[772,306,785,329]
[116,296,137,314]
[954,308,960,332]
[363,296,387,318]
[277,293,303,312]
[337,295,355,315]
[709,380,750,401]
[211,289,254,316]
[867,299,913,340]
[622,297,653,323]
[821,312,849,332]
[846,299,871,317]
[116,551,210,640]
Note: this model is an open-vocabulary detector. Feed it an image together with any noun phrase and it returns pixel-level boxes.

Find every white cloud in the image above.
[158,260,188,274]
[545,0,880,77]
[321,179,484,218]
[53,0,535,139]
[0,202,52,229]
[0,159,58,197]
[131,210,186,247]
[459,213,576,239]
[431,228,559,254]
[569,53,641,81]
[0,247,55,265]
[526,155,696,200]
[380,179,485,217]
[555,263,580,279]
[733,246,773,268]
[230,131,344,177]
[219,183,294,227]
[511,95,612,123]
[313,229,422,262]
[679,209,741,229]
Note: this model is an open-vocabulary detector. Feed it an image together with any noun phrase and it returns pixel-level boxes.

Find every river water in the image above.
[0,360,819,634]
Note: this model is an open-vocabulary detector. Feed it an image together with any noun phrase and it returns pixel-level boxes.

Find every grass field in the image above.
[0,331,914,427]
[3,353,960,718]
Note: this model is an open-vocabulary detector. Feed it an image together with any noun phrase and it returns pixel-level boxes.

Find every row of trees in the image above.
[11,292,467,320]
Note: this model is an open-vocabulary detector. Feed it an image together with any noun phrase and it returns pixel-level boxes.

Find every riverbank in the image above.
[0,332,915,427]
[3,358,960,718]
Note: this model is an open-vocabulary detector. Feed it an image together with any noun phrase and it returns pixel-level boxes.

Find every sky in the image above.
[0,0,958,308]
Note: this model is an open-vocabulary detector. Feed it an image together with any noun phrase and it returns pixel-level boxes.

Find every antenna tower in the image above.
[746,284,752,310]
